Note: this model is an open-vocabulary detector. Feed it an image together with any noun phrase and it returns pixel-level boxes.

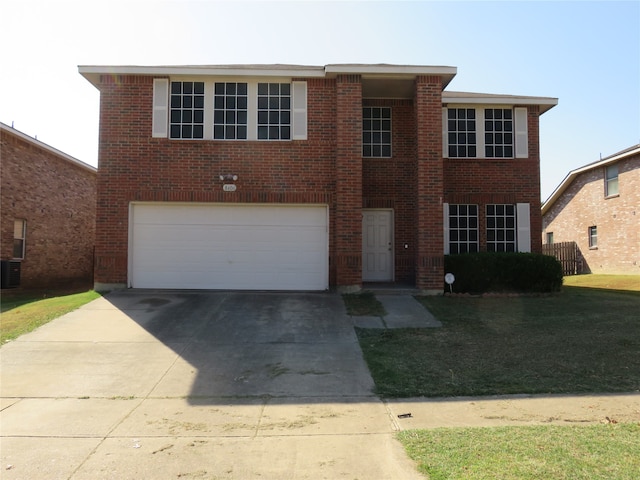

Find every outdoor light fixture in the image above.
[219,174,238,181]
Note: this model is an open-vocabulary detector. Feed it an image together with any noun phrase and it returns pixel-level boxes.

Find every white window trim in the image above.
[153,78,307,141]
[443,105,528,159]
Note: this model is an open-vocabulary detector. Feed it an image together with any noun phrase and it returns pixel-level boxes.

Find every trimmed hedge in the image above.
[444,252,563,294]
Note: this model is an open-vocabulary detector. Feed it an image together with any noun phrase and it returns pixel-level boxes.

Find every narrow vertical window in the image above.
[605,164,619,197]
[362,107,392,157]
[13,219,26,259]
[546,232,554,245]
[589,226,598,248]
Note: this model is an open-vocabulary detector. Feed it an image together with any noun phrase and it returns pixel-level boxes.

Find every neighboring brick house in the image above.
[542,144,640,275]
[0,123,97,289]
[79,64,557,292]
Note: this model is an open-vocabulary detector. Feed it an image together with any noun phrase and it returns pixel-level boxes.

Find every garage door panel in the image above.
[131,204,328,290]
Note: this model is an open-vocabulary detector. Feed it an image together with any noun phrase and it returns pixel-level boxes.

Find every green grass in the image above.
[1,290,101,344]
[343,291,387,316]
[563,274,640,291]
[398,423,640,480]
[356,280,640,398]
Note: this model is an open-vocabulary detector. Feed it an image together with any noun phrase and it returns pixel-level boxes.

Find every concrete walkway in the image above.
[2,291,639,479]
[352,294,442,329]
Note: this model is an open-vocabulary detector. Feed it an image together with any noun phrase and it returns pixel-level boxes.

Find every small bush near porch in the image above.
[357,279,640,398]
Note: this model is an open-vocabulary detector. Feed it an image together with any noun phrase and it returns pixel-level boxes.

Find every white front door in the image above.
[362,209,393,282]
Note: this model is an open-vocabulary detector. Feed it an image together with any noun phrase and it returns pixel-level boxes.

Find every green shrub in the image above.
[444,252,563,293]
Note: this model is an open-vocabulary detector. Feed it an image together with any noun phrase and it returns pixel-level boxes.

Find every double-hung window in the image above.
[363,107,392,157]
[484,109,513,158]
[447,204,479,254]
[589,226,598,248]
[486,204,516,252]
[13,219,26,259]
[170,81,205,139]
[154,79,306,141]
[214,82,248,140]
[257,83,291,140]
[447,109,476,158]
[605,164,619,197]
[444,107,528,159]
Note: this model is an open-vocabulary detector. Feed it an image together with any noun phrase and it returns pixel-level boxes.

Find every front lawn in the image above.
[1,290,101,344]
[398,423,640,480]
[357,284,640,397]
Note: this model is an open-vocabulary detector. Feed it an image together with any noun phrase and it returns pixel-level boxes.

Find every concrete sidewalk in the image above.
[351,294,442,329]
[2,291,639,479]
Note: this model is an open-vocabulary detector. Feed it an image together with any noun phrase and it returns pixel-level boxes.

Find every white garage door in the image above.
[130,203,328,290]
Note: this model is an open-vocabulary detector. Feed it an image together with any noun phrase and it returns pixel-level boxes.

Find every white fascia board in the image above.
[325,64,457,76]
[541,144,640,215]
[0,122,96,173]
[444,91,558,114]
[79,64,326,87]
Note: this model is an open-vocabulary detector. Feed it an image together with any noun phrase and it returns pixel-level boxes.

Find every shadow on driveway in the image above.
[95,290,375,404]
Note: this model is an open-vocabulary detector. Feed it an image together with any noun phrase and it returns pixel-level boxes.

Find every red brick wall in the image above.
[1,128,96,288]
[94,75,340,286]
[443,106,543,254]
[542,152,640,274]
[93,73,547,290]
[415,76,445,290]
[334,75,363,288]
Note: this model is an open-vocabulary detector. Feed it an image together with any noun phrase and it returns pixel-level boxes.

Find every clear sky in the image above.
[2,0,639,201]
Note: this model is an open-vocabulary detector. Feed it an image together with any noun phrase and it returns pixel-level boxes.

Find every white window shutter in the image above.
[516,203,531,252]
[514,107,528,158]
[152,78,169,138]
[292,81,307,140]
[442,108,448,158]
[443,203,450,254]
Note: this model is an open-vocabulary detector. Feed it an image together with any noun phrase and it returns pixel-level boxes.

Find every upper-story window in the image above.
[605,164,619,197]
[484,109,513,158]
[446,108,476,158]
[257,83,291,140]
[214,82,248,140]
[444,107,528,159]
[362,107,392,157]
[153,79,307,141]
[170,82,205,139]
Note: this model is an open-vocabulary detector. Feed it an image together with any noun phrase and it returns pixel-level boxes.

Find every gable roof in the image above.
[541,144,640,215]
[0,122,96,174]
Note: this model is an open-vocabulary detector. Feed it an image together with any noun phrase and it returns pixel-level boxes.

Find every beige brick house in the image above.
[1,123,97,289]
[542,144,640,275]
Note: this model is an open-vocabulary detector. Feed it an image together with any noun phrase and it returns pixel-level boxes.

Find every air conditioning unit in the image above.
[1,260,21,289]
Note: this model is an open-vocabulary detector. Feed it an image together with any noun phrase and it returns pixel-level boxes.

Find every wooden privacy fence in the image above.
[542,241,579,276]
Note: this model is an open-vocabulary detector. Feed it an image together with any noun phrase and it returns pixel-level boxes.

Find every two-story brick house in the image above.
[79,64,557,292]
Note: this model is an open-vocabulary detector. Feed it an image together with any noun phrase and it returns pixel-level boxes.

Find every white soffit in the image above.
[444,91,558,114]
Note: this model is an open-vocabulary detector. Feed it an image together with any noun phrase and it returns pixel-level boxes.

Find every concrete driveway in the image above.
[0,291,422,479]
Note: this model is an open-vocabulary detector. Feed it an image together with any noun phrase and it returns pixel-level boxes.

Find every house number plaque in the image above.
[223,184,237,192]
